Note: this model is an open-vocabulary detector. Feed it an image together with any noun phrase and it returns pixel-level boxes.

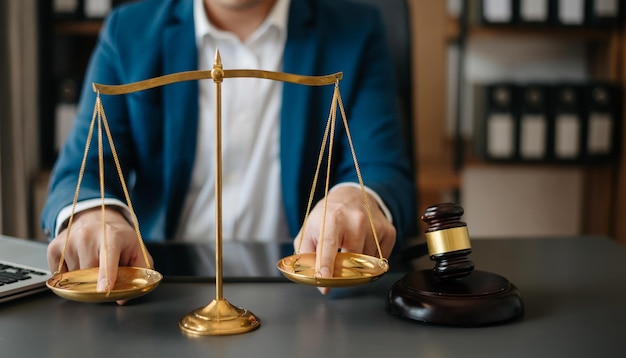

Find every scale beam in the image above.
[51,48,388,337]
[93,69,343,95]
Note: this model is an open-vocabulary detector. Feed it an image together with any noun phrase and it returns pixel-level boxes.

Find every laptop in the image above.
[0,235,51,303]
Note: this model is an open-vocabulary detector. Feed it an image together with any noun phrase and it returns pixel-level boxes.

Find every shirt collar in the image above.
[194,0,290,47]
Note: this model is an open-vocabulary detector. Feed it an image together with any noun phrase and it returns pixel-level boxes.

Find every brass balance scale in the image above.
[46,50,390,336]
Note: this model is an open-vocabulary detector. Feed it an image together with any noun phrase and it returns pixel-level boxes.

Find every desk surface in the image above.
[2,236,626,357]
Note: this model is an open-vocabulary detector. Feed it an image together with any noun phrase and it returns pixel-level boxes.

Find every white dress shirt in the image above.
[175,0,291,241]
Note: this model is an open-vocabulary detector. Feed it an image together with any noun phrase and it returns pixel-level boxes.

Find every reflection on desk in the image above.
[146,240,294,280]
[145,240,412,280]
[2,236,626,358]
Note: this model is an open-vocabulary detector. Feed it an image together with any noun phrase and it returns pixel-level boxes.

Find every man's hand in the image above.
[295,186,396,294]
[47,207,153,305]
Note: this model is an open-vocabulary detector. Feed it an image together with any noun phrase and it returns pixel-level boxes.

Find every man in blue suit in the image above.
[42,0,416,297]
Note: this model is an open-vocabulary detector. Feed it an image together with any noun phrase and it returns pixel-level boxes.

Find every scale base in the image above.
[179,299,261,336]
[387,269,523,326]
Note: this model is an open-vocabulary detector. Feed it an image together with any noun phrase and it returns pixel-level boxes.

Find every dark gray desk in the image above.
[2,237,626,357]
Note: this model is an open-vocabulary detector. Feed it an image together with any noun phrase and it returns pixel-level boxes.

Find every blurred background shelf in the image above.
[54,20,102,36]
[1,0,625,245]
[412,0,626,242]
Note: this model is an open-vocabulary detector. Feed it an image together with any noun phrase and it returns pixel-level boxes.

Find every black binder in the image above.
[551,84,585,162]
[583,82,620,162]
[480,0,518,24]
[83,0,112,19]
[555,0,586,26]
[586,0,622,27]
[517,0,553,25]
[482,83,519,161]
[518,84,550,161]
[54,77,79,151]
[53,0,83,19]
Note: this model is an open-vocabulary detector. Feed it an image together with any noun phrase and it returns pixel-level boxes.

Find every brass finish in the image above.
[46,267,162,303]
[179,299,260,336]
[59,47,385,334]
[49,92,160,303]
[93,69,342,95]
[179,50,257,336]
[288,80,387,284]
[277,252,388,287]
[425,227,471,255]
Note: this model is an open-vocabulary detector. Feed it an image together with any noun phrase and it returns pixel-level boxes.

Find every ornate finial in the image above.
[214,49,222,66]
[212,49,224,82]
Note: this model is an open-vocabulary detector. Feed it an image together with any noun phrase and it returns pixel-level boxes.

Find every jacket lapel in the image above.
[281,0,320,234]
[161,0,198,238]
[158,0,321,237]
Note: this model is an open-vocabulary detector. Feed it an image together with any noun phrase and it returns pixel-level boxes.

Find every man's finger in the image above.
[96,245,119,293]
[315,218,340,280]
[47,241,63,273]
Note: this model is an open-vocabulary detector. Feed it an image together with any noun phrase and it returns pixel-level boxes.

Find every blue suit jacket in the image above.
[41,0,416,247]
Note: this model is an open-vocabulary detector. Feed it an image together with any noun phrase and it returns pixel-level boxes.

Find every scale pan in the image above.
[277,252,388,287]
[46,266,162,303]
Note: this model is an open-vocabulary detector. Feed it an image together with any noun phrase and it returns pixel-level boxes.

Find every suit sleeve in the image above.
[331,6,418,248]
[40,10,133,238]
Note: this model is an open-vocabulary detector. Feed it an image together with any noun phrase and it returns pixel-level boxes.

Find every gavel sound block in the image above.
[387,203,524,326]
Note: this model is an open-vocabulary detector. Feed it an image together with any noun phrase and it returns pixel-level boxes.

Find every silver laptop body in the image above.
[0,235,51,303]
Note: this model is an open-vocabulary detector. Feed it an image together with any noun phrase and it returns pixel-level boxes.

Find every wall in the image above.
[0,0,41,239]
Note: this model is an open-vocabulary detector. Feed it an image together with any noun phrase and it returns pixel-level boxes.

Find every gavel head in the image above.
[421,203,474,280]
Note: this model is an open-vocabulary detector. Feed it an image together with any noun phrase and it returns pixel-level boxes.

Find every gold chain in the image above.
[60,65,382,287]
[293,85,336,266]
[335,85,384,261]
[55,93,152,295]
[55,96,100,276]
[97,95,110,295]
[295,82,385,274]
[97,96,152,270]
